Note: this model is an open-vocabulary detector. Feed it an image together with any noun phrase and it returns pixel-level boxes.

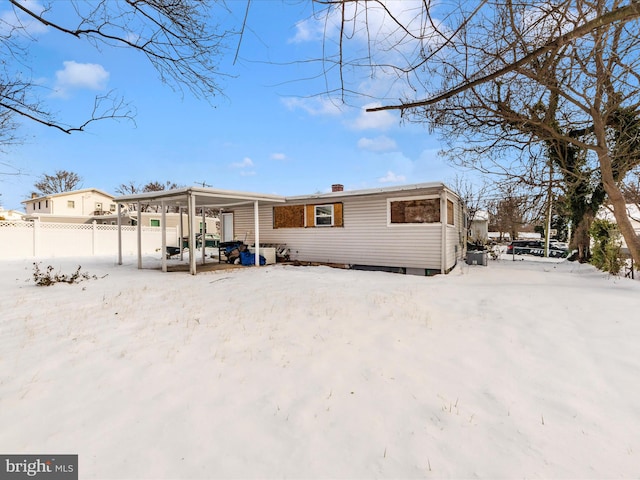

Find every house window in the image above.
[45,200,48,208]
[38,201,41,209]
[389,198,440,224]
[110,204,116,212]
[447,199,454,225]
[314,204,334,226]
[68,200,75,208]
[150,219,160,227]
[275,203,344,228]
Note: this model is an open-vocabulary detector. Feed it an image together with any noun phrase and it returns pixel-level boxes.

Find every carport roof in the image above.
[114,186,286,209]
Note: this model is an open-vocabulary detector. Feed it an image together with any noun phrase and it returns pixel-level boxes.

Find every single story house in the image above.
[114,182,466,276]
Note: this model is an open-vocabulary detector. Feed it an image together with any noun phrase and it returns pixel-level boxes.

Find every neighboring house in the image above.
[469,210,489,243]
[231,182,465,275]
[596,204,640,248]
[517,232,542,240]
[20,188,218,232]
[0,207,25,221]
[23,188,117,217]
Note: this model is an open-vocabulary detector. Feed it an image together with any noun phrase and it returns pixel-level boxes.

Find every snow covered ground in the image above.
[1,254,639,479]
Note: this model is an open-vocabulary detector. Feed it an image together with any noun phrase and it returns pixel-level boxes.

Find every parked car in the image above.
[507,240,568,258]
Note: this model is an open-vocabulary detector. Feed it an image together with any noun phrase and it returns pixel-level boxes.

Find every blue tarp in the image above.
[239,250,266,266]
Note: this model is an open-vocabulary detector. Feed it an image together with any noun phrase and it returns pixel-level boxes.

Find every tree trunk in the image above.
[599,151,640,267]
[571,210,594,263]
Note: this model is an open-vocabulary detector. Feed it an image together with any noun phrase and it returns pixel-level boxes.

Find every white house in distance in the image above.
[22,188,118,219]
[20,188,218,232]
[597,204,640,248]
[469,210,489,243]
[0,207,25,220]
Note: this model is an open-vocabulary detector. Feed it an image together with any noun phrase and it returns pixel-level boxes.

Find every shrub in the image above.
[589,219,623,275]
[32,263,97,286]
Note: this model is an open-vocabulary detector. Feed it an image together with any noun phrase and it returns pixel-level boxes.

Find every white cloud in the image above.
[378,171,406,183]
[240,170,257,177]
[270,153,287,161]
[349,104,398,131]
[357,135,397,152]
[53,61,109,97]
[288,18,326,44]
[281,97,343,116]
[231,157,254,169]
[0,0,48,36]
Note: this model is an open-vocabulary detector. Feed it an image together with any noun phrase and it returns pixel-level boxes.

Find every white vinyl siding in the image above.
[233,190,450,270]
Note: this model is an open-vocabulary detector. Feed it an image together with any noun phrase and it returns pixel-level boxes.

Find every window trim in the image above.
[387,195,442,227]
[314,204,334,227]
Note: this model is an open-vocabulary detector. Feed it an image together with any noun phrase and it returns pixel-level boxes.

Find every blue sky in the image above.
[0,1,456,211]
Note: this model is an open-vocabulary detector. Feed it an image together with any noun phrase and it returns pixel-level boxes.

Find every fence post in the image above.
[33,220,39,257]
[92,220,97,256]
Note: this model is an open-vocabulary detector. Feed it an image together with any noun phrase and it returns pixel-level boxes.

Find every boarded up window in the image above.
[273,205,305,228]
[334,203,343,227]
[390,198,440,223]
[447,199,454,225]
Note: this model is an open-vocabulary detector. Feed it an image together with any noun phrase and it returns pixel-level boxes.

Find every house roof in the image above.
[286,182,451,202]
[22,188,115,204]
[114,186,286,209]
[473,210,489,221]
[114,182,456,210]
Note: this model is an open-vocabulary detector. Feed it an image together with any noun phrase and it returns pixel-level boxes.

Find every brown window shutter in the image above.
[334,202,343,227]
[305,204,315,227]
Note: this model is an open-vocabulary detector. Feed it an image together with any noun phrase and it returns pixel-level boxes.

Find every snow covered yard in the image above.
[1,255,639,479]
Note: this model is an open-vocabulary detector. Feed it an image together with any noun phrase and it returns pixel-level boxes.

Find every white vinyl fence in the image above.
[0,221,179,260]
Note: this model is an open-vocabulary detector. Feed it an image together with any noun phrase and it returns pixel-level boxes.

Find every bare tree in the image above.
[115,182,142,196]
[0,0,232,139]
[34,170,82,195]
[323,0,640,266]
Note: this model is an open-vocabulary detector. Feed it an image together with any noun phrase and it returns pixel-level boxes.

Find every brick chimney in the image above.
[331,184,344,192]
[31,192,38,199]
